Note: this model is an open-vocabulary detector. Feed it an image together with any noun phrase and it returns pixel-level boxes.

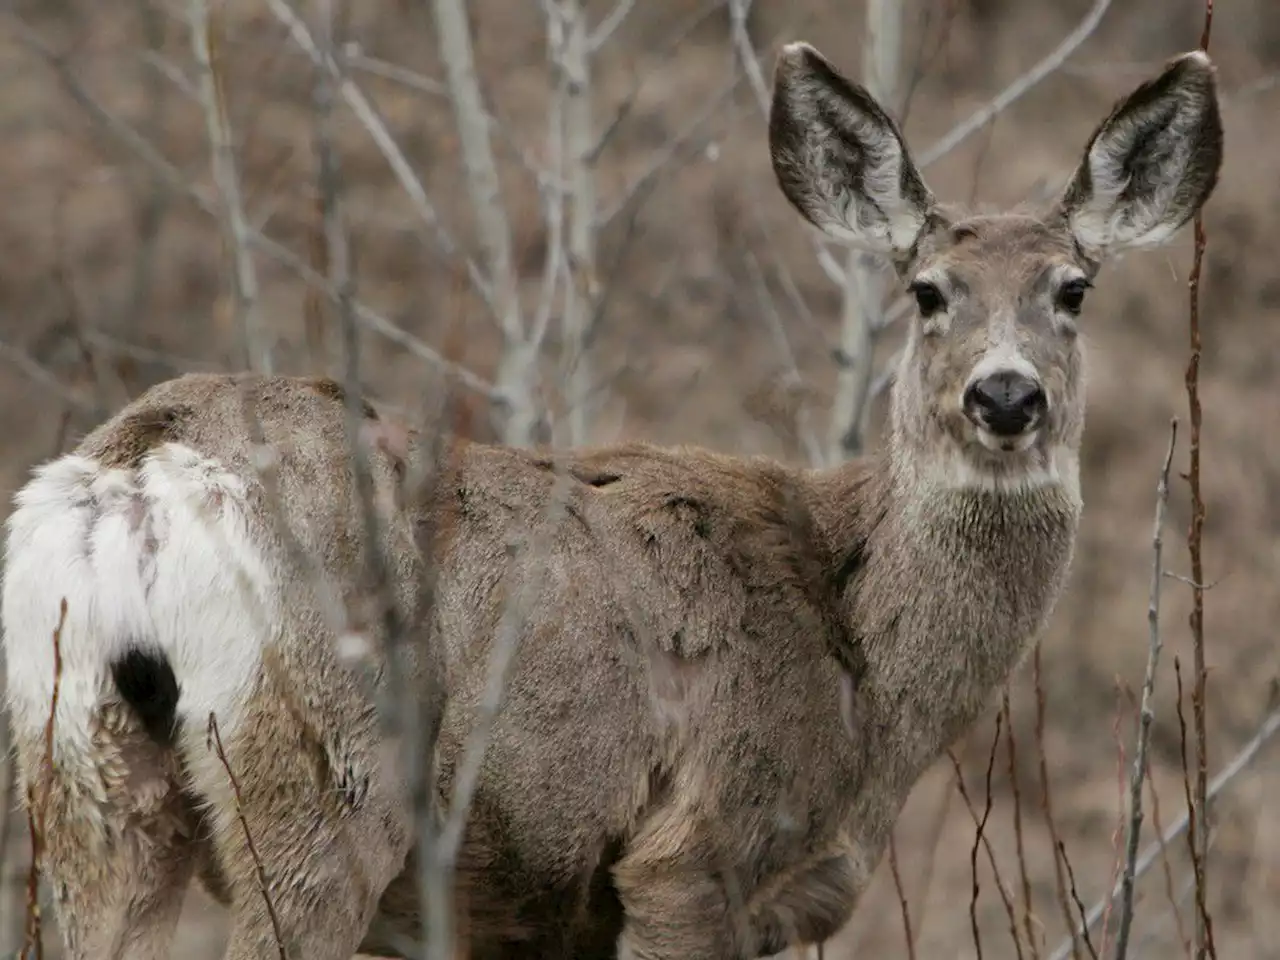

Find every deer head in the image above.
[769,44,1223,492]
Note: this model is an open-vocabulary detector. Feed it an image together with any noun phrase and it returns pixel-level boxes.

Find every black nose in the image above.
[964,371,1046,437]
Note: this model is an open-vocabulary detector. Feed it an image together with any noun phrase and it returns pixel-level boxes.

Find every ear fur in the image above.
[769,42,937,259]
[1055,50,1223,257]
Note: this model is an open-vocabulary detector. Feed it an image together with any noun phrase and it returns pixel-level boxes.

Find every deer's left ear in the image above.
[1054,51,1223,259]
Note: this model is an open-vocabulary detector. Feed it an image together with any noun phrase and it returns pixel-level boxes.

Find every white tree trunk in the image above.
[828,0,902,462]
[562,0,597,446]
[433,0,538,445]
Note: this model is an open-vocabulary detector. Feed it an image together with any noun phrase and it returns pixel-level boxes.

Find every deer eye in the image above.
[1056,277,1092,315]
[908,281,947,319]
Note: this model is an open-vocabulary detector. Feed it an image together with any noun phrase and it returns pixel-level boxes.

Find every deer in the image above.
[1,41,1221,960]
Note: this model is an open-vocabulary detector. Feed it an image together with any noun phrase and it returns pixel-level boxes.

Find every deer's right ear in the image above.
[1054,51,1223,258]
[769,42,936,258]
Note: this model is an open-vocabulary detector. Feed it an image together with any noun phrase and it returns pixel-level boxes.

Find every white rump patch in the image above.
[2,444,276,756]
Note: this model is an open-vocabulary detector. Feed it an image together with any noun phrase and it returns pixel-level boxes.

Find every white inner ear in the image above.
[818,112,927,254]
[1069,110,1197,252]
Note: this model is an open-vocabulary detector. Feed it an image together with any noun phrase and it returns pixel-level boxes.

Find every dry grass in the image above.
[1,0,1278,956]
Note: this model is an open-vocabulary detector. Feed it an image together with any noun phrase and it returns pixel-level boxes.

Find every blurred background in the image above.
[0,0,1277,956]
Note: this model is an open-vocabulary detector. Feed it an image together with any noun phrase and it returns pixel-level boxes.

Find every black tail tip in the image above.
[110,648,180,745]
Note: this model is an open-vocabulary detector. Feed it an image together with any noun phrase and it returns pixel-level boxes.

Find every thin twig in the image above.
[587,0,638,51]
[1099,688,1128,956]
[1144,753,1192,958]
[596,71,745,227]
[425,463,580,956]
[1114,420,1178,959]
[1004,691,1039,959]
[1185,4,1215,959]
[22,599,66,960]
[259,0,497,318]
[1046,688,1280,960]
[916,0,1114,168]
[558,0,599,446]
[948,714,1022,960]
[1035,647,1081,960]
[187,0,271,373]
[431,0,519,340]
[741,246,823,466]
[888,832,917,960]
[0,340,95,414]
[207,713,287,960]
[7,17,496,400]
[982,710,1024,960]
[1059,841,1100,960]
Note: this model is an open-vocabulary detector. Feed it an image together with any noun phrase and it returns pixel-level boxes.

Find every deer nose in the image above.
[964,371,1046,437]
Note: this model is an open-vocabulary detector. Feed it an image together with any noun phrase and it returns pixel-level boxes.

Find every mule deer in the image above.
[2,43,1221,960]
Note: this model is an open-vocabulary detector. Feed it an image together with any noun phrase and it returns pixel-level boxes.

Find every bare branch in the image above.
[0,340,96,414]
[1059,841,1100,960]
[1036,647,1082,960]
[559,0,598,445]
[1114,420,1179,960]
[1045,702,1280,960]
[888,831,917,960]
[260,0,497,316]
[431,0,544,444]
[588,0,638,51]
[596,71,743,228]
[427,464,578,955]
[831,0,902,461]
[431,0,520,337]
[917,0,1115,169]
[529,7,568,356]
[1004,691,1040,960]
[587,0,729,163]
[7,17,497,400]
[187,0,271,372]
[207,712,288,960]
[1185,5,1215,958]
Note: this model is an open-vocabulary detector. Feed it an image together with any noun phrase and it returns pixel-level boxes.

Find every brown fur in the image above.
[3,46,1222,960]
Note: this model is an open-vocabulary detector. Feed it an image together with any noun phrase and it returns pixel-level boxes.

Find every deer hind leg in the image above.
[183,653,412,960]
[612,820,754,960]
[11,704,197,960]
[2,455,202,959]
[614,826,858,960]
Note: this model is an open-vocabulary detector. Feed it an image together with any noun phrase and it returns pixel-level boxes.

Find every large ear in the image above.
[1055,51,1223,258]
[769,42,937,259]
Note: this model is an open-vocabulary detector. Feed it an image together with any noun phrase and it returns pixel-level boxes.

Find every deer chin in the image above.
[971,425,1040,455]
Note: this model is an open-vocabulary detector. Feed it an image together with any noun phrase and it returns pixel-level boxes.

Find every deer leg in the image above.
[614,866,739,960]
[612,843,750,960]
[185,684,412,960]
[614,839,858,960]
[16,706,196,960]
[742,851,858,951]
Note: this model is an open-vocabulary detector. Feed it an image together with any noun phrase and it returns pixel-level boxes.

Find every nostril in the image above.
[965,372,1044,436]
[1022,386,1046,415]
[963,381,989,413]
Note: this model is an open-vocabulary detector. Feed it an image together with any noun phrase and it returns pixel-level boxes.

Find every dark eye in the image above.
[909,281,947,319]
[1056,278,1092,315]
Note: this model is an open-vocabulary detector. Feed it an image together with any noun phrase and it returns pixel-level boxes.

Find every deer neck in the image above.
[809,446,1081,775]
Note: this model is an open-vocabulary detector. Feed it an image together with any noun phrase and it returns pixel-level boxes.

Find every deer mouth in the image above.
[971,424,1040,456]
